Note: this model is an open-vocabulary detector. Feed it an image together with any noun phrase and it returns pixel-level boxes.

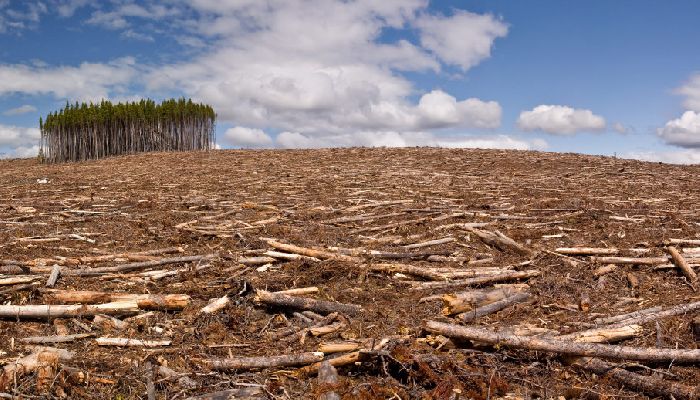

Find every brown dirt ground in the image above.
[1,148,699,399]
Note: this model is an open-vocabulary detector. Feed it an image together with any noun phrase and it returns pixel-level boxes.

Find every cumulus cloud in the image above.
[657,111,700,148]
[141,1,505,139]
[1,1,510,152]
[677,73,700,112]
[415,10,508,71]
[0,124,40,148]
[0,57,137,101]
[517,105,606,135]
[0,144,40,159]
[3,104,37,116]
[622,149,700,165]
[221,127,274,148]
[275,130,546,151]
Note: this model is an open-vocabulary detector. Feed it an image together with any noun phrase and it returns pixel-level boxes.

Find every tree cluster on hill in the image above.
[40,98,216,163]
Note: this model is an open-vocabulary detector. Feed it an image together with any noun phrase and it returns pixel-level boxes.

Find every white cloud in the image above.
[275,130,546,150]
[657,110,700,148]
[0,144,40,159]
[1,1,512,154]
[0,57,137,101]
[3,104,37,116]
[517,105,606,135]
[622,149,700,165]
[121,29,154,42]
[612,122,630,134]
[677,73,700,112]
[415,10,508,71]
[143,2,505,138]
[0,124,40,147]
[55,0,91,18]
[221,127,274,148]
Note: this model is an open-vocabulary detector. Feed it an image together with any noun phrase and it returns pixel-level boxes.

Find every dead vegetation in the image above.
[1,147,699,399]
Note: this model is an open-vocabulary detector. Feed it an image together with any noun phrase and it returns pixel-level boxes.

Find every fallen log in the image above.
[255,290,362,316]
[46,265,61,287]
[238,256,277,265]
[403,237,455,249]
[19,333,94,344]
[605,300,700,328]
[43,290,191,310]
[274,287,320,296]
[263,250,320,262]
[260,238,358,262]
[0,301,140,319]
[667,246,698,283]
[0,275,40,285]
[95,337,172,347]
[555,247,619,256]
[667,238,700,246]
[590,256,668,265]
[425,321,700,363]
[66,254,215,276]
[458,292,531,322]
[206,352,324,371]
[409,270,541,292]
[366,263,447,281]
[573,357,699,400]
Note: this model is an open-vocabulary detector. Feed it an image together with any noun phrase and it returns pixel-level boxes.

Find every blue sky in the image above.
[1,1,700,163]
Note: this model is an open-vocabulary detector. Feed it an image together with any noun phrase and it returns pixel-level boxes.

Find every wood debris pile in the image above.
[1,148,699,399]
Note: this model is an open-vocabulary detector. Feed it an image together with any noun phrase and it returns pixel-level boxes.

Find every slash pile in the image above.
[1,148,699,399]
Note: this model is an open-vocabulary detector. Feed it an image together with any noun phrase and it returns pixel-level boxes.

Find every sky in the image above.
[1,0,700,164]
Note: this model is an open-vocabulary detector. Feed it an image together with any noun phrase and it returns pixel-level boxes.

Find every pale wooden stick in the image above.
[19,333,94,344]
[0,301,139,319]
[206,352,324,371]
[555,247,619,256]
[95,338,171,347]
[590,256,668,265]
[46,265,61,287]
[200,296,230,314]
[667,246,698,283]
[425,321,700,363]
[274,287,320,296]
[43,290,191,310]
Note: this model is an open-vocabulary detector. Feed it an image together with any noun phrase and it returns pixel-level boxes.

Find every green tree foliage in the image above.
[40,98,216,163]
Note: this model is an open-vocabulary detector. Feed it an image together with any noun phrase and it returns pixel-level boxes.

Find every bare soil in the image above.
[1,148,699,399]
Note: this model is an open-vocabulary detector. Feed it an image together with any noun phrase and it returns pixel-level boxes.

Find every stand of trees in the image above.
[39,98,216,163]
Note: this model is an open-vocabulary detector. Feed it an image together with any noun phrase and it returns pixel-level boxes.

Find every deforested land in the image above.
[1,147,699,399]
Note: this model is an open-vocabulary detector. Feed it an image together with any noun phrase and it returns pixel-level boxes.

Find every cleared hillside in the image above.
[1,148,699,399]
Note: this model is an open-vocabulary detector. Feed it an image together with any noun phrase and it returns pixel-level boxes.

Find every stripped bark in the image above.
[46,265,61,287]
[594,306,663,326]
[200,295,230,314]
[605,300,700,328]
